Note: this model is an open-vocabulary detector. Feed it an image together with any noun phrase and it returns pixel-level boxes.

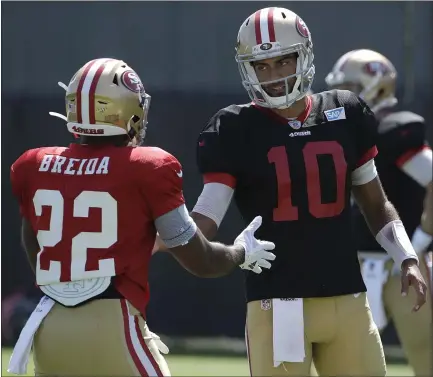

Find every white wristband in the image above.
[411,226,433,255]
[376,220,419,269]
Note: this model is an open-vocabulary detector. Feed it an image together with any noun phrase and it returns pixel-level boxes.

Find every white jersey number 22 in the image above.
[33,189,117,285]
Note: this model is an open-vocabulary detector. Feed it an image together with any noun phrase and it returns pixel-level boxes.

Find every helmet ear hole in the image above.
[112,75,119,86]
[128,128,136,139]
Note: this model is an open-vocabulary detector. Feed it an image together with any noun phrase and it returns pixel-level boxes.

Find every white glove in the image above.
[145,331,170,355]
[234,216,276,274]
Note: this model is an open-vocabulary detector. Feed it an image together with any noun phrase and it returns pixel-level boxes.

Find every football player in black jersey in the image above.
[154,7,427,376]
[326,49,432,376]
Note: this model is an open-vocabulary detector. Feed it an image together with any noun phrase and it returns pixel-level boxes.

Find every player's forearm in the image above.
[352,178,418,267]
[168,230,245,278]
[360,198,400,235]
[352,177,400,234]
[191,211,218,240]
[363,200,418,266]
[200,240,245,278]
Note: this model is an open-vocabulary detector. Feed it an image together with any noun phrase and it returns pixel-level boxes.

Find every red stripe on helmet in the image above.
[76,60,97,124]
[268,7,276,42]
[88,63,107,124]
[254,10,262,44]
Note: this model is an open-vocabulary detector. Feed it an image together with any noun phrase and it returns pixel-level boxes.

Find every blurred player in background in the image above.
[8,58,276,377]
[422,183,433,236]
[326,49,432,376]
[155,7,427,376]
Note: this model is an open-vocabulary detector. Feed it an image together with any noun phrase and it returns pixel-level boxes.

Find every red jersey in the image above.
[10,143,185,315]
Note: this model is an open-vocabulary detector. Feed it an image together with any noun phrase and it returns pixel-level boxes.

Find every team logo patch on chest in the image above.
[324,107,346,122]
[288,119,302,130]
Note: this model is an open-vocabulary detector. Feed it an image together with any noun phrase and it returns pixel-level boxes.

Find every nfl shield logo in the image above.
[261,299,272,311]
[288,120,302,130]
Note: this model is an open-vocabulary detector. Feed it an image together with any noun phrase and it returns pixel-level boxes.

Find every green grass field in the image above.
[1,348,413,376]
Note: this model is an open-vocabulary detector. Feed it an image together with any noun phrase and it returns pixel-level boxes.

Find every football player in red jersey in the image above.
[152,7,428,376]
[326,49,432,376]
[8,58,276,377]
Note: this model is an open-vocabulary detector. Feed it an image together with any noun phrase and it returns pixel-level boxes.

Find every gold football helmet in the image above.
[50,58,151,144]
[325,49,397,113]
[235,7,315,109]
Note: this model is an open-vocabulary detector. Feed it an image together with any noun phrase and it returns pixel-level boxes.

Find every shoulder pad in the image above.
[11,147,57,174]
[312,90,362,123]
[378,111,425,134]
[202,104,253,134]
[318,89,360,108]
[132,146,179,168]
[335,89,358,102]
[20,146,65,162]
[40,146,68,155]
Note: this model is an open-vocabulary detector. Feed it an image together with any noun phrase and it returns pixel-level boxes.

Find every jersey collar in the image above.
[252,95,313,125]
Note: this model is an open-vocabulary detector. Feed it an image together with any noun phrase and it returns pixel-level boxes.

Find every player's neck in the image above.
[270,96,307,119]
[80,135,128,147]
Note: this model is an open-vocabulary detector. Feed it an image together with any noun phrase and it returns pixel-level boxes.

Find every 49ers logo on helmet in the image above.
[121,70,144,93]
[364,61,389,76]
[296,16,309,38]
[72,126,104,135]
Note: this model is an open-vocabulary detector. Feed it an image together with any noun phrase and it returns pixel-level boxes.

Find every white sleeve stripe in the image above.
[192,183,234,227]
[351,159,378,186]
[400,148,432,187]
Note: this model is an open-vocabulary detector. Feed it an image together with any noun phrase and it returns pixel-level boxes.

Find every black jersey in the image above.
[353,111,429,253]
[197,90,378,302]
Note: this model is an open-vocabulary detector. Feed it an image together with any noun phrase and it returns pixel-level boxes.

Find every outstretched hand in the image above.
[235,216,276,274]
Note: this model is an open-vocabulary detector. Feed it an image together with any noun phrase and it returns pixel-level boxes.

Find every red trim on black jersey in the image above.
[252,95,313,125]
[356,146,378,168]
[203,172,236,188]
[396,145,431,168]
